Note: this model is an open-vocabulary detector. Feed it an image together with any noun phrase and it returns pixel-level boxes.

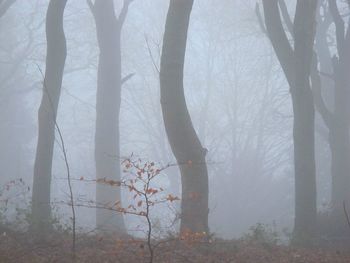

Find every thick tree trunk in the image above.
[262,0,318,243]
[291,89,317,241]
[160,0,209,234]
[90,0,130,233]
[32,0,67,232]
[292,0,318,242]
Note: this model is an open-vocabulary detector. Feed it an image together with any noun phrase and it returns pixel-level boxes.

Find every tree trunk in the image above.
[89,0,132,234]
[160,0,209,234]
[292,0,318,242]
[330,48,350,212]
[313,1,350,226]
[316,44,350,235]
[262,0,318,243]
[291,89,317,242]
[32,0,67,232]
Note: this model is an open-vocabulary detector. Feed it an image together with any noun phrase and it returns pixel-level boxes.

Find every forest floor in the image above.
[1,229,350,263]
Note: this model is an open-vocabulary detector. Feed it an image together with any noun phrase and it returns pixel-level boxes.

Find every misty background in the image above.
[0,0,335,239]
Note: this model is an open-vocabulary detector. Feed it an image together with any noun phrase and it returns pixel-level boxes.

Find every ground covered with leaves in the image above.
[1,229,350,263]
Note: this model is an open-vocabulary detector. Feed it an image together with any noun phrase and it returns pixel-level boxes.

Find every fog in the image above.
[0,0,349,262]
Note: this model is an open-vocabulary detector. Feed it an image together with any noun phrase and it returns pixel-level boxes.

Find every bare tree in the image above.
[260,0,318,243]
[160,0,209,234]
[312,0,350,227]
[87,0,134,234]
[326,0,350,214]
[31,0,67,232]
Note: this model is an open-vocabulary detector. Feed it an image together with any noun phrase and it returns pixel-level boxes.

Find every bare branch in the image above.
[278,0,294,37]
[118,0,135,28]
[145,35,160,74]
[261,0,295,88]
[86,0,95,17]
[255,3,267,34]
[0,0,16,18]
[121,73,135,86]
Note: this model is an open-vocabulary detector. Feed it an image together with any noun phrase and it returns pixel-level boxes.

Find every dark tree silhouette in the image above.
[260,0,318,243]
[160,0,209,234]
[32,0,67,232]
[87,0,134,233]
[312,0,350,229]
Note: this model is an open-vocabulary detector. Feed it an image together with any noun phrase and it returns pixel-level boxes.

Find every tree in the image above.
[325,0,350,214]
[31,0,67,232]
[312,0,350,228]
[160,0,209,234]
[260,0,318,243]
[87,0,134,233]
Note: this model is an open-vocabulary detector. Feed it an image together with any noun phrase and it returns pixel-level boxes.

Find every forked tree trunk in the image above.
[313,0,350,219]
[262,0,318,244]
[88,0,132,233]
[32,0,67,232]
[160,0,209,234]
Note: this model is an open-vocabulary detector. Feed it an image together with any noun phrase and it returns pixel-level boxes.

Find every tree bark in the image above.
[32,0,67,232]
[262,0,318,243]
[160,0,209,234]
[88,0,132,233]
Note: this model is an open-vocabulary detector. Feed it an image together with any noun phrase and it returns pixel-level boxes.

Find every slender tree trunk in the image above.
[330,49,350,211]
[313,0,350,220]
[329,125,350,210]
[262,0,318,243]
[32,0,67,232]
[160,0,209,234]
[315,45,350,235]
[89,0,132,233]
